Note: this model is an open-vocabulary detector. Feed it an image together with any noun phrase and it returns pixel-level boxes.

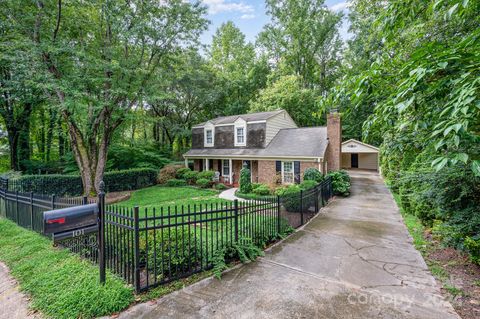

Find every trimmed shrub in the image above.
[251,183,262,190]
[139,228,201,278]
[175,167,191,179]
[183,171,199,185]
[300,180,317,190]
[215,183,227,190]
[198,170,215,180]
[165,179,187,187]
[11,174,83,196]
[9,168,158,196]
[104,168,158,192]
[196,178,211,188]
[303,168,323,183]
[157,164,183,184]
[326,170,351,196]
[239,168,252,193]
[275,184,301,212]
[252,184,271,196]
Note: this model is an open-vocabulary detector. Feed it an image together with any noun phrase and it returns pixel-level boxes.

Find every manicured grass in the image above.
[0,219,133,319]
[118,185,227,210]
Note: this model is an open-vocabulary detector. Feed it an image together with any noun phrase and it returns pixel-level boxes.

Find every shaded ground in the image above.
[427,243,480,319]
[114,170,459,319]
[0,262,37,319]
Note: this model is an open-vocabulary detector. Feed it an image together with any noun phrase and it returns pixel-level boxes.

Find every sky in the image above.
[199,0,352,46]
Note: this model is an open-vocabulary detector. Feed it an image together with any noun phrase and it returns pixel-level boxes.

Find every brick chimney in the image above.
[326,110,342,172]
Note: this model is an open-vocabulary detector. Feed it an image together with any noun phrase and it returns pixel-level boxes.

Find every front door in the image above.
[351,153,359,168]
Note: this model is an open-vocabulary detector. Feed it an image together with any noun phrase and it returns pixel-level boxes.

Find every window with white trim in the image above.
[222,160,230,176]
[234,119,247,146]
[204,123,214,147]
[206,130,213,144]
[236,127,245,144]
[282,161,294,184]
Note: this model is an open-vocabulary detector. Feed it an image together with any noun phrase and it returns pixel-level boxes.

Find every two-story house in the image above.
[183,109,347,186]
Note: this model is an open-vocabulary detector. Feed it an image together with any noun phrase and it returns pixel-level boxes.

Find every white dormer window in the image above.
[236,127,244,143]
[234,118,247,147]
[204,122,214,147]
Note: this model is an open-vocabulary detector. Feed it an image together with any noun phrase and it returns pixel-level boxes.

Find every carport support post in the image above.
[98,181,106,285]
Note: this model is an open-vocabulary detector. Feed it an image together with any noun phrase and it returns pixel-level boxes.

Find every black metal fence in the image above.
[0,176,333,293]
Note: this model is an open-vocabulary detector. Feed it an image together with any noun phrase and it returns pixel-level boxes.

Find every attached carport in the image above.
[341,139,379,171]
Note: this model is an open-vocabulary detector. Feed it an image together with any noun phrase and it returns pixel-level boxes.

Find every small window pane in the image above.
[223,160,230,176]
[282,161,294,184]
[236,127,244,144]
[206,130,213,144]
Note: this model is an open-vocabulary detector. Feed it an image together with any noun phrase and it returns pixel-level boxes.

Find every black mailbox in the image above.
[43,204,99,239]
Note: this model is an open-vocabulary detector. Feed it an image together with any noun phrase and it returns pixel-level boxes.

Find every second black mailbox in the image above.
[44,203,99,235]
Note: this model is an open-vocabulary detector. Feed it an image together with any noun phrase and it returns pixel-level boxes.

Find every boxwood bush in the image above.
[166,179,187,187]
[196,178,211,188]
[139,228,201,279]
[183,171,199,185]
[198,170,215,180]
[303,168,323,183]
[252,184,271,196]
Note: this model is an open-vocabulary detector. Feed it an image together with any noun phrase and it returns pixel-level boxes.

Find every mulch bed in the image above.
[426,241,480,319]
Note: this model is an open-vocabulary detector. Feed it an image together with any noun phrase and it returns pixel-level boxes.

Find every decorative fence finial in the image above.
[99,181,105,193]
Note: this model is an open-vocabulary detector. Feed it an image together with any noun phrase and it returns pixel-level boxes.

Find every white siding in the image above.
[359,153,378,170]
[265,111,297,145]
[342,140,378,153]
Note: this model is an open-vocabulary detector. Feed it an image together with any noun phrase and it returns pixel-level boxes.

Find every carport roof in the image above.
[341,139,379,153]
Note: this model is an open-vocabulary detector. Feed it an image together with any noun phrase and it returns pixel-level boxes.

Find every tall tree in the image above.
[209,21,267,115]
[25,0,208,194]
[258,0,343,94]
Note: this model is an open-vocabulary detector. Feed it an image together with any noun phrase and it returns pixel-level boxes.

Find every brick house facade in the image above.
[184,110,341,186]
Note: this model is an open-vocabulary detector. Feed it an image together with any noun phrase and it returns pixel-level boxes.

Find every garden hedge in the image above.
[8,168,158,196]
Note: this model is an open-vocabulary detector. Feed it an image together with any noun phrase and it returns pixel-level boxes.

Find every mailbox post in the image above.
[98,181,106,284]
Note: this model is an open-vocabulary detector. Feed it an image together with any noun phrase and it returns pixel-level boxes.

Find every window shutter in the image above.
[275,161,281,173]
[294,161,300,184]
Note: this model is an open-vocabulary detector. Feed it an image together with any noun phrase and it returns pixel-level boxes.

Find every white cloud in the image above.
[202,0,254,15]
[240,14,255,19]
[330,1,350,12]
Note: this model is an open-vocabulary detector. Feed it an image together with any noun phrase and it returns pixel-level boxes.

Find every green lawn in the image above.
[0,219,133,319]
[118,185,227,210]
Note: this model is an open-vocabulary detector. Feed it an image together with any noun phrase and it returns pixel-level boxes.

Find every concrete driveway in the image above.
[117,170,458,319]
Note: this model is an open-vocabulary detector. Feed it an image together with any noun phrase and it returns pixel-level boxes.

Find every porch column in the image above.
[184,157,188,168]
[205,158,210,170]
[229,159,233,184]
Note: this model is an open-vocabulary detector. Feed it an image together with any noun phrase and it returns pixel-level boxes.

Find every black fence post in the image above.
[276,195,281,235]
[234,199,239,242]
[29,192,34,230]
[15,190,19,223]
[98,181,106,285]
[51,194,56,210]
[133,206,141,293]
[300,190,304,226]
[82,196,88,205]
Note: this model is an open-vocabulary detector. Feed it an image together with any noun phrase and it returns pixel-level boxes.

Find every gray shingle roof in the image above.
[262,127,328,158]
[184,126,328,159]
[194,110,284,127]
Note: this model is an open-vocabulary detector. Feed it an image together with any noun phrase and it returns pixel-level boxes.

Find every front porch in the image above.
[190,159,259,187]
